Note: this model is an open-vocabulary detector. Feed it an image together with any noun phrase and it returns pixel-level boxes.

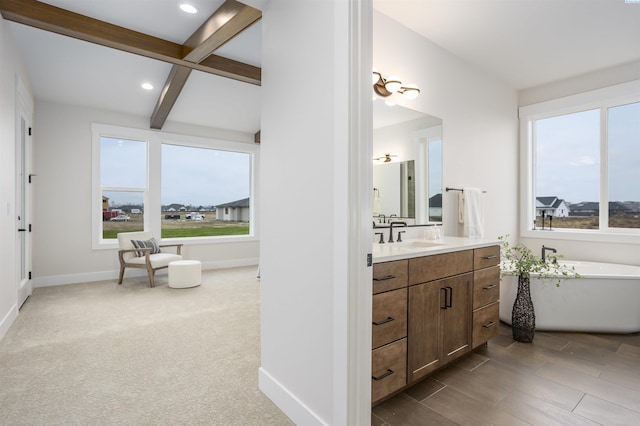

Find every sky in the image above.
[101,138,250,207]
[535,101,639,204]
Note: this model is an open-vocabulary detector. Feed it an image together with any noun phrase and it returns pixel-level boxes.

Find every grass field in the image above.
[103,213,249,239]
[534,213,640,230]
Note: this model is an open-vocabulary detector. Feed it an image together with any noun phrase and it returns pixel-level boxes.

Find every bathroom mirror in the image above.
[373,101,442,225]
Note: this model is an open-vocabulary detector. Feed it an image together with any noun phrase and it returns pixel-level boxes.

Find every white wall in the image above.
[373,11,519,240]
[259,1,371,424]
[32,101,260,286]
[0,17,33,339]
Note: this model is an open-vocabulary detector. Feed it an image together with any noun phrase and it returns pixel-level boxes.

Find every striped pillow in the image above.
[131,238,161,257]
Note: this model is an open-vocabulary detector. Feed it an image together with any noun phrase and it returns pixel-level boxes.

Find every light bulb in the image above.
[402,84,420,100]
[384,75,402,93]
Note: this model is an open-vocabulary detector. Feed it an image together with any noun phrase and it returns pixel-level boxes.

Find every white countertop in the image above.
[372,236,502,263]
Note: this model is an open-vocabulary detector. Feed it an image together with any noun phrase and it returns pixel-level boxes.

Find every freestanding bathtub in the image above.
[500,260,640,334]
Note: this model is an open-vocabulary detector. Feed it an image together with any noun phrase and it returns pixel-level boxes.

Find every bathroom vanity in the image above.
[371,237,501,405]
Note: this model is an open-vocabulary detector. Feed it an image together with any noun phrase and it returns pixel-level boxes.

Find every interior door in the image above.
[16,96,32,308]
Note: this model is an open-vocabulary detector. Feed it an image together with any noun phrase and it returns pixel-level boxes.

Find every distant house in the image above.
[536,196,570,217]
[570,201,631,216]
[428,193,442,219]
[215,198,250,222]
[102,195,109,212]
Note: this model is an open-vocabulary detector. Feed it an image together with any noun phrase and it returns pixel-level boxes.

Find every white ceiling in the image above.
[6,1,640,133]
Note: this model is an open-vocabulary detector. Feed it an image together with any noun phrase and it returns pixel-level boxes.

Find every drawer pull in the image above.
[373,274,396,281]
[482,284,497,290]
[372,369,394,381]
[372,316,395,326]
[483,255,498,260]
[482,321,497,328]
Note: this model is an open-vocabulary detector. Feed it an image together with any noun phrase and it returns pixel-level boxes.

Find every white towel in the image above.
[461,187,484,238]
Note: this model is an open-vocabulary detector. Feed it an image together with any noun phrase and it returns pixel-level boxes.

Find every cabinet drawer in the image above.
[408,250,473,285]
[373,260,408,294]
[372,338,407,404]
[474,246,500,270]
[372,288,407,349]
[473,266,500,309]
[472,302,500,348]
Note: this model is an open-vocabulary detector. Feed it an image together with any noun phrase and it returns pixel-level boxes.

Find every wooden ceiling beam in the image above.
[0,0,261,85]
[149,0,261,129]
[149,65,192,130]
[182,0,261,64]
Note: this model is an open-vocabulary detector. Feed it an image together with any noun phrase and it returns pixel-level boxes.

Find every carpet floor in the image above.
[0,266,292,425]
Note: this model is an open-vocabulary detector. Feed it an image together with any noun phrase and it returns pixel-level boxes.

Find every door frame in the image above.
[15,75,33,308]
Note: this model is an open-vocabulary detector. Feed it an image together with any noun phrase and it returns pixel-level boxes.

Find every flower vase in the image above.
[512,274,535,342]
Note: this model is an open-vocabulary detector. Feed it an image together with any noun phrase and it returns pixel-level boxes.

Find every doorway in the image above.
[15,77,33,308]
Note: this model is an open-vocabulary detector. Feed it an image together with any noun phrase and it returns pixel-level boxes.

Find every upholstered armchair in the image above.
[117,231,183,287]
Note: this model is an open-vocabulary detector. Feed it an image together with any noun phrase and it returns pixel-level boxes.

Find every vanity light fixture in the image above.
[373,153,397,163]
[372,68,420,100]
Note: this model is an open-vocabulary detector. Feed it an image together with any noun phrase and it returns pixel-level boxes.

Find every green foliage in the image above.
[499,235,581,286]
[103,226,249,240]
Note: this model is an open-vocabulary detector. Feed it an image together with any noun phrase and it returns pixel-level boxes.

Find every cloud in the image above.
[569,156,598,166]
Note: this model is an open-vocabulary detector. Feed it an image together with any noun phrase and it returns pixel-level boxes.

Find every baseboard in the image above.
[33,258,259,288]
[258,367,326,425]
[0,304,19,342]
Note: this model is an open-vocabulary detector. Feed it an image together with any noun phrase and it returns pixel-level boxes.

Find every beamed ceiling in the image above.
[0,0,262,132]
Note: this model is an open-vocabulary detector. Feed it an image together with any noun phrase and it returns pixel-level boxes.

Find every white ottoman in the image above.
[168,260,202,288]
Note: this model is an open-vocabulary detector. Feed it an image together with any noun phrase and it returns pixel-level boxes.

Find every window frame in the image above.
[92,123,259,250]
[519,79,640,244]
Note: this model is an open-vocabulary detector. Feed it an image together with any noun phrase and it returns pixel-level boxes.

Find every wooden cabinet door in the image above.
[441,273,472,364]
[407,281,441,382]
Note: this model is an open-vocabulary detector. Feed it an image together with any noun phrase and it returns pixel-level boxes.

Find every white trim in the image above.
[0,305,19,342]
[91,123,259,250]
[519,79,640,243]
[343,0,373,424]
[32,258,259,288]
[258,368,326,426]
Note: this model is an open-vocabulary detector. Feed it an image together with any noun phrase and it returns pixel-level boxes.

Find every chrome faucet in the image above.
[542,245,557,263]
[388,221,407,243]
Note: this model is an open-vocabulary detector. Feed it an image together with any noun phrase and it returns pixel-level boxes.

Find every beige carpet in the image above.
[0,266,292,426]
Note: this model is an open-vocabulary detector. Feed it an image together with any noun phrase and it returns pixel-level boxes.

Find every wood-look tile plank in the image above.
[600,364,640,392]
[372,393,457,426]
[536,363,640,412]
[371,413,388,426]
[475,340,545,372]
[431,364,508,405]
[474,359,585,411]
[453,351,489,371]
[618,342,640,357]
[563,340,640,371]
[573,394,640,425]
[495,389,599,426]
[402,378,445,402]
[558,332,623,352]
[422,385,528,426]
[528,331,570,351]
[508,340,604,377]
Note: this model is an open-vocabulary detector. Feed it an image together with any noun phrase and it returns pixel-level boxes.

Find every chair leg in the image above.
[146,265,155,288]
[118,265,125,284]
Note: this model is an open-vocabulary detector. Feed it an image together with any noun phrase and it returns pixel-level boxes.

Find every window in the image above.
[100,137,146,239]
[520,80,640,242]
[161,144,251,238]
[92,123,257,248]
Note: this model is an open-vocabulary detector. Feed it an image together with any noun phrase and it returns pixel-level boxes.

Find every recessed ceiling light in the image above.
[179,3,198,14]
[141,82,154,90]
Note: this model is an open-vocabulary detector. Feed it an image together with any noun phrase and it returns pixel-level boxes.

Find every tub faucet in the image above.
[542,245,557,263]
